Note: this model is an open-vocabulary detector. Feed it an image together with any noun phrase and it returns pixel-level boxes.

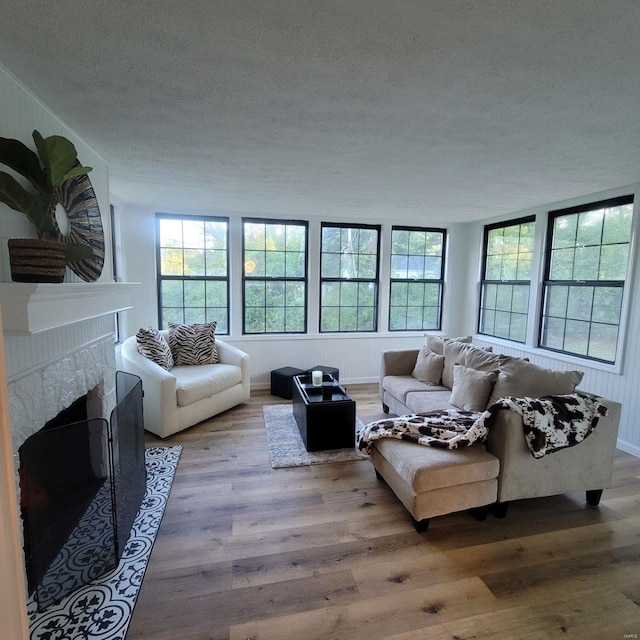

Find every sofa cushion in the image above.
[174,363,242,406]
[424,334,471,355]
[383,375,442,404]
[404,389,454,413]
[136,326,174,370]
[488,358,584,406]
[411,347,445,385]
[169,322,219,365]
[373,438,499,493]
[449,364,498,412]
[441,340,472,388]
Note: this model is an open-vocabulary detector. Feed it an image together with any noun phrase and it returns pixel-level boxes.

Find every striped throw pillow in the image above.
[168,322,219,365]
[136,326,174,370]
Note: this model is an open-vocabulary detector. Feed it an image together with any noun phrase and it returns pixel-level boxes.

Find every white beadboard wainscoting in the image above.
[225,332,425,388]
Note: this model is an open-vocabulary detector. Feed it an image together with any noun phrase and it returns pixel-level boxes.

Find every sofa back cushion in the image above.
[449,364,498,412]
[487,358,584,406]
[442,340,504,389]
[412,347,445,385]
[424,334,471,355]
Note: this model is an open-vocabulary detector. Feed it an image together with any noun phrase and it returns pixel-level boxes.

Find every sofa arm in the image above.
[380,348,419,399]
[120,336,179,437]
[216,339,251,400]
[486,396,621,503]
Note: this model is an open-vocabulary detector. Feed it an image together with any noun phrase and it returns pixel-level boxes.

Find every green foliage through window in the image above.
[389,227,445,331]
[540,196,633,363]
[320,223,380,332]
[479,217,535,342]
[243,218,307,334]
[156,214,229,333]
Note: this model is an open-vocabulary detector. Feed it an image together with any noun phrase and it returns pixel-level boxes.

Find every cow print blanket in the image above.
[490,392,608,458]
[357,392,607,459]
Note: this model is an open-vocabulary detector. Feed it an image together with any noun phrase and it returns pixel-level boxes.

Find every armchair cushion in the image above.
[169,321,219,365]
[136,326,174,370]
[175,363,243,406]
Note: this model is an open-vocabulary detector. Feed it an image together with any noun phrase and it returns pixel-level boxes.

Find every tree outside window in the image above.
[243,219,307,334]
[479,217,535,342]
[540,196,633,363]
[320,223,380,332]
[156,214,229,332]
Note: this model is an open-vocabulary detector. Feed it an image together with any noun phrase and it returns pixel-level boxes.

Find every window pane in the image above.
[157,215,229,333]
[602,204,633,244]
[183,280,205,308]
[243,219,308,334]
[160,248,184,275]
[588,323,618,361]
[566,286,593,321]
[549,248,575,279]
[552,215,577,248]
[576,210,603,246]
[480,219,533,342]
[509,313,527,342]
[573,246,599,280]
[389,227,444,332]
[600,244,629,280]
[541,197,632,363]
[321,224,380,332]
[592,287,622,324]
[161,280,183,307]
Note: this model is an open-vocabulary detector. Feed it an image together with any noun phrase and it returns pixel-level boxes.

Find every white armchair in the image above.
[120,332,250,438]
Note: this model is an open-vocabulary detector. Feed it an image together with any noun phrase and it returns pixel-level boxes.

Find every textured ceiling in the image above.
[1,1,640,223]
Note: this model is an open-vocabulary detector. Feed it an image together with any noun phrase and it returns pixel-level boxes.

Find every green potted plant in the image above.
[0,130,94,282]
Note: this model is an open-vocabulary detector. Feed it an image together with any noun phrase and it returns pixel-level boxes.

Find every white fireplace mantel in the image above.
[0,282,140,335]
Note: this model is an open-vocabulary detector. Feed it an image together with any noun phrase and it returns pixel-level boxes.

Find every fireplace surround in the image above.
[1,281,139,621]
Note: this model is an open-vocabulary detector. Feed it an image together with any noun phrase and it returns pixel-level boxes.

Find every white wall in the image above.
[116,202,472,385]
[0,62,116,640]
[0,64,113,284]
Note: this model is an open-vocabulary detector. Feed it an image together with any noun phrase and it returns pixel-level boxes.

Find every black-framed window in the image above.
[389,226,445,331]
[479,216,535,343]
[540,195,633,363]
[156,214,229,332]
[243,218,308,334]
[320,223,380,332]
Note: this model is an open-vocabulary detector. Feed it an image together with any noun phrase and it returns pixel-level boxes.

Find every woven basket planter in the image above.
[7,238,67,283]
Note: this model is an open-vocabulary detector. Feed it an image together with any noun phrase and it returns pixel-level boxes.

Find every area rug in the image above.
[263,404,368,468]
[27,445,182,640]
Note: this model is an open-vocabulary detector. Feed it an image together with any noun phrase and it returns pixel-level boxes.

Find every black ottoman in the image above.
[306,365,339,382]
[271,366,305,399]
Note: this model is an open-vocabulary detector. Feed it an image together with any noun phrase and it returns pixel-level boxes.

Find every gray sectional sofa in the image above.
[372,335,621,531]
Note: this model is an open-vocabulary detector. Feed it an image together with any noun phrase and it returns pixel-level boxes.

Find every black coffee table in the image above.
[292,373,356,452]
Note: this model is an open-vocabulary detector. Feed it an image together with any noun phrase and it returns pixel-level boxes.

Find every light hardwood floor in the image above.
[127,384,640,640]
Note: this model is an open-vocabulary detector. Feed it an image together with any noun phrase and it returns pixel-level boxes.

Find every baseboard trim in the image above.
[617,438,640,459]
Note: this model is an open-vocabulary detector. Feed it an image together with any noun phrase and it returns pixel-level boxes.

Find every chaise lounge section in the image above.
[370,336,621,531]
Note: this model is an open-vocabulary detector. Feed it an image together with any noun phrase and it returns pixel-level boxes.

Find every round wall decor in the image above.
[54,170,105,282]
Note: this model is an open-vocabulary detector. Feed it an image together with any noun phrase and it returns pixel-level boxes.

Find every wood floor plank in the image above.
[126,384,640,640]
